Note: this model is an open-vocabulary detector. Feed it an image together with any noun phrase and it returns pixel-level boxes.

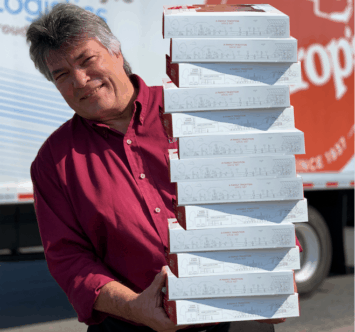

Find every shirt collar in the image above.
[130,74,149,125]
[82,74,150,135]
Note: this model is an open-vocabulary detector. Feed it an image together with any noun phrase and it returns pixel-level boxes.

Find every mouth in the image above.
[80,84,104,100]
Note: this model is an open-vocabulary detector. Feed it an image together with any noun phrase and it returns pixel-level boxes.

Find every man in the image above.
[27,4,290,331]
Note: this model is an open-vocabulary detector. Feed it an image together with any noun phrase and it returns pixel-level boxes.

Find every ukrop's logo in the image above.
[309,0,353,24]
[290,0,354,100]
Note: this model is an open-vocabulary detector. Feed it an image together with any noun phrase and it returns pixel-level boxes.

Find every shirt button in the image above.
[126,139,132,145]
[154,207,161,213]
[140,173,146,179]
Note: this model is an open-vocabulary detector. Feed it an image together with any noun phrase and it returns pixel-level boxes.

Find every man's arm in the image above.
[31,146,118,325]
[32,145,186,330]
[94,267,190,332]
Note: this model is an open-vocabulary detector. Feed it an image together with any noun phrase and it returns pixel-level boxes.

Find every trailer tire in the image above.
[295,205,332,295]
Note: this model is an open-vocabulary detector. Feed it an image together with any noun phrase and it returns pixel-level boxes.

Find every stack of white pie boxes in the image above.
[161,4,307,326]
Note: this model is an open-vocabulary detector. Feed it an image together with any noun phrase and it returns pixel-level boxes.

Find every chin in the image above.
[85,103,111,116]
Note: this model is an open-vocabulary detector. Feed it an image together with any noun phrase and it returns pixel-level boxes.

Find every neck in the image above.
[109,86,138,135]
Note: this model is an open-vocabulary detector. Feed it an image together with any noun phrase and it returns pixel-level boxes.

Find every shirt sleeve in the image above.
[31,142,117,325]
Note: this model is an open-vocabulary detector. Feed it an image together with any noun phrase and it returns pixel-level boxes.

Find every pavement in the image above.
[1,319,85,332]
[274,274,354,332]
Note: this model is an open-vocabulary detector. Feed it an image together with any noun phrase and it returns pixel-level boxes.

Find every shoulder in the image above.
[147,84,163,116]
[32,114,81,169]
[149,85,163,94]
[148,82,163,95]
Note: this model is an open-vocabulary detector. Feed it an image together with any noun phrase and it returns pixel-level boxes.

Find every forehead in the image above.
[46,38,105,69]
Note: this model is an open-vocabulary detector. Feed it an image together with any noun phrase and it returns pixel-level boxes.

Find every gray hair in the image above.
[26,3,132,82]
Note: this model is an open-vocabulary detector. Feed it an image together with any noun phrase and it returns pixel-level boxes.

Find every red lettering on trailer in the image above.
[303,183,314,188]
[326,182,339,188]
[18,193,34,201]
[168,6,198,10]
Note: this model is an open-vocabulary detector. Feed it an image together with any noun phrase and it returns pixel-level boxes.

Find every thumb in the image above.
[150,267,167,293]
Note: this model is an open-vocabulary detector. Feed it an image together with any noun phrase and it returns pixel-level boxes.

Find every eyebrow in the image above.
[51,51,88,77]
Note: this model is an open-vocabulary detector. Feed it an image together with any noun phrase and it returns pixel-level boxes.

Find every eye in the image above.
[55,72,67,81]
[83,56,94,64]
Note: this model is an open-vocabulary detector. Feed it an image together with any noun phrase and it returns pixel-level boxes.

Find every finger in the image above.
[293,271,298,292]
[147,269,167,296]
[155,270,169,308]
[173,324,190,330]
[151,308,181,331]
[155,273,167,300]
[156,289,163,307]
[156,282,167,308]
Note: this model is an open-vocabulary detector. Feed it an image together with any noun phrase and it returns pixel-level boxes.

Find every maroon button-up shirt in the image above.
[31,75,178,325]
[31,74,302,326]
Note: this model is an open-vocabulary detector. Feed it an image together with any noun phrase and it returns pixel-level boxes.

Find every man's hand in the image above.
[95,267,215,331]
[128,266,189,332]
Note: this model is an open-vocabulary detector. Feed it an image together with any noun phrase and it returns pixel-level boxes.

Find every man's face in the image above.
[46,38,132,121]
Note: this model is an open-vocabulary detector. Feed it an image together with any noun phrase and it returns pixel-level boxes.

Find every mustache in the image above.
[78,81,104,100]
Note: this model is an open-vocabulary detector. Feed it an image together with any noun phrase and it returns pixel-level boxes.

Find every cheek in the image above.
[58,85,75,103]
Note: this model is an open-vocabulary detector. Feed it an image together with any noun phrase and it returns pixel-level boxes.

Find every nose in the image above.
[72,69,88,88]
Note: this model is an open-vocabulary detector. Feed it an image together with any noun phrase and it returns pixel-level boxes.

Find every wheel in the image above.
[295,205,332,295]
